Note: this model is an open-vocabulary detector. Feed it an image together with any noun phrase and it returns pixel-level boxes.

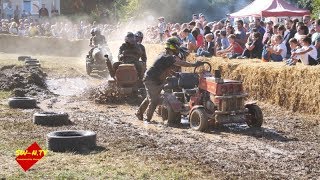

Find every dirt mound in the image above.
[86,81,124,104]
[85,81,144,105]
[0,65,50,97]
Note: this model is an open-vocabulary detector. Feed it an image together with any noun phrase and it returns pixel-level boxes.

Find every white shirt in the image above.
[158,22,166,34]
[307,45,318,60]
[298,45,317,65]
[276,43,287,58]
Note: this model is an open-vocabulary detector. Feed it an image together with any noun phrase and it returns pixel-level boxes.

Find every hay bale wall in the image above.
[0,34,88,57]
[186,55,320,115]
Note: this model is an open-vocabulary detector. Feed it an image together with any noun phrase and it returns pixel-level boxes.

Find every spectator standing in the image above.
[254,18,265,37]
[273,24,279,35]
[192,14,198,22]
[294,25,309,41]
[234,20,247,48]
[303,15,313,32]
[13,5,21,22]
[157,17,166,42]
[311,19,320,59]
[277,25,285,36]
[39,4,49,18]
[262,21,273,45]
[21,10,28,19]
[283,20,296,57]
[199,13,206,27]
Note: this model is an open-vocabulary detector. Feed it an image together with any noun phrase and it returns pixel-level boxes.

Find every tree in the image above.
[312,0,320,18]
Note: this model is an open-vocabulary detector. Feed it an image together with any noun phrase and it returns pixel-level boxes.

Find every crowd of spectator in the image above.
[145,14,320,66]
[0,16,119,41]
[1,6,320,66]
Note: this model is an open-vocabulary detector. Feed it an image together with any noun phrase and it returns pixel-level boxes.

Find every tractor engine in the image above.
[202,91,216,113]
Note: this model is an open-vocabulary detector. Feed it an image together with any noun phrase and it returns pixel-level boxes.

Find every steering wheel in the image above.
[194,62,212,74]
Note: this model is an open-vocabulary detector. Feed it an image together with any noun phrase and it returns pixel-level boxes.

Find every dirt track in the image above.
[1,54,320,179]
[41,65,320,179]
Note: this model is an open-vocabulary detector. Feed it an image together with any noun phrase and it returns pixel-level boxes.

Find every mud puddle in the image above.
[46,77,90,96]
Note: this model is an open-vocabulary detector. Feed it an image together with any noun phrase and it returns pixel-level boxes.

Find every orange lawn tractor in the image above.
[158,62,263,132]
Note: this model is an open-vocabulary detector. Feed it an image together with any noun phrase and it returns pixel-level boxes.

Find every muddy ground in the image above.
[0,54,320,179]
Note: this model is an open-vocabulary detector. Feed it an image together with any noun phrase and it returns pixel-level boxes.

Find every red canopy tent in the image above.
[230,0,310,18]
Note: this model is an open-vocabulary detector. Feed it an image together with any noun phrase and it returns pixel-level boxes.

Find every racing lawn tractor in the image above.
[105,57,146,96]
[158,62,263,132]
[86,45,113,76]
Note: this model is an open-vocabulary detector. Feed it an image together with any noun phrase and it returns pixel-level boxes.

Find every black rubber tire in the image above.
[86,63,92,75]
[190,108,208,132]
[167,105,181,125]
[18,56,31,61]
[245,104,263,128]
[25,59,39,63]
[8,97,37,109]
[47,130,96,152]
[26,63,41,68]
[33,112,70,126]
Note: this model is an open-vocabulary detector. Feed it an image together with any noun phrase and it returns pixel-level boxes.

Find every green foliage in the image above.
[312,0,320,18]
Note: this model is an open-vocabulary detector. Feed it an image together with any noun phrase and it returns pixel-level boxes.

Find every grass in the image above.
[0,91,11,100]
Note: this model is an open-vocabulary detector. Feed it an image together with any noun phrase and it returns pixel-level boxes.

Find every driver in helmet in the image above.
[136,37,204,123]
[91,28,106,47]
[135,31,147,63]
[116,32,144,79]
[89,28,96,48]
[88,28,106,60]
[135,31,147,80]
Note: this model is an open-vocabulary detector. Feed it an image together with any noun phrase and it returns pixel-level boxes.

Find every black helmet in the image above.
[178,47,190,60]
[125,32,136,45]
[90,28,95,36]
[135,31,143,43]
[135,31,143,38]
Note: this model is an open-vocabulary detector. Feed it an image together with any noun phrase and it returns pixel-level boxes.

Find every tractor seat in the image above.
[178,73,199,89]
[164,77,179,90]
[184,88,197,96]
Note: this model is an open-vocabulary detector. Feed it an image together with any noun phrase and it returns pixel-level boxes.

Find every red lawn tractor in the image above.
[158,62,263,132]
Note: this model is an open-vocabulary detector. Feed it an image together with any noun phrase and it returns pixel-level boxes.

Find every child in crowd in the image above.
[192,27,204,49]
[290,35,318,65]
[220,30,229,49]
[285,38,300,65]
[262,34,287,62]
[196,33,214,57]
[182,28,197,52]
[216,34,244,59]
[214,30,221,52]
[163,29,171,41]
